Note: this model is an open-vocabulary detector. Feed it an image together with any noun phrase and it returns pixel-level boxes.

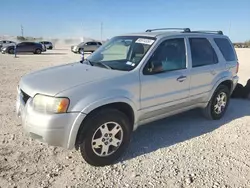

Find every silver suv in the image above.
[39,41,53,50]
[16,28,239,166]
[71,41,102,54]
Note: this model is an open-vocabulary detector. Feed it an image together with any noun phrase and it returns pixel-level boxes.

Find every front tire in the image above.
[78,48,84,54]
[78,108,132,166]
[8,48,14,54]
[203,85,230,120]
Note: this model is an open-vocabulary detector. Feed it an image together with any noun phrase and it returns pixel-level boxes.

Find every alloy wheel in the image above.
[91,122,123,157]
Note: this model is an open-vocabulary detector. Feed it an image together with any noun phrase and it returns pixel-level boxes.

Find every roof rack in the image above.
[145,28,191,33]
[191,30,223,35]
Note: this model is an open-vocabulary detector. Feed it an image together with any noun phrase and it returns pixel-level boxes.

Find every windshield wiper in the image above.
[80,59,93,66]
[94,62,112,70]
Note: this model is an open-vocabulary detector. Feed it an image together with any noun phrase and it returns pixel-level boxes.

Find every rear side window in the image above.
[189,38,218,67]
[214,38,236,61]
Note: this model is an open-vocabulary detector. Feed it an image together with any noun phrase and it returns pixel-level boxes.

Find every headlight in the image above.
[32,94,70,113]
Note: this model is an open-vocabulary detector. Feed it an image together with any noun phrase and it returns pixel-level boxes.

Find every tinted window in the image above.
[214,38,236,61]
[144,38,186,74]
[18,42,26,46]
[98,42,102,45]
[189,38,218,67]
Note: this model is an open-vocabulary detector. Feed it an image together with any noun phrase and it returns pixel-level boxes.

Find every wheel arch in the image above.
[67,98,137,150]
[208,76,233,101]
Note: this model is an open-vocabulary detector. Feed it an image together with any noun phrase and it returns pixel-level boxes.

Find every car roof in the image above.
[117,29,229,40]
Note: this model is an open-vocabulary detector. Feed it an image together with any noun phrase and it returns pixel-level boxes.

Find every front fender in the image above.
[80,96,138,123]
[66,96,138,149]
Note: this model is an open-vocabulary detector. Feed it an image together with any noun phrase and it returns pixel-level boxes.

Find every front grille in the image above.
[20,90,30,104]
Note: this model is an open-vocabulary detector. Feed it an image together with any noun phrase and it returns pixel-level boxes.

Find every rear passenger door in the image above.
[25,42,34,52]
[85,42,95,52]
[188,37,222,103]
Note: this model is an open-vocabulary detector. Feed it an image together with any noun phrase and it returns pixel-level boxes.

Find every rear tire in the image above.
[77,108,132,166]
[34,48,41,54]
[203,85,230,120]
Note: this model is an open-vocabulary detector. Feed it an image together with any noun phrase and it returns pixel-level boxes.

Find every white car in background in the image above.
[0,40,16,49]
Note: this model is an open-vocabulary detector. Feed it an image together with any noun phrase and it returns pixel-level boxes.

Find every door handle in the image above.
[177,75,187,82]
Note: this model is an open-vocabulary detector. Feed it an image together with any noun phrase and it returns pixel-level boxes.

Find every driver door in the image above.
[139,37,191,120]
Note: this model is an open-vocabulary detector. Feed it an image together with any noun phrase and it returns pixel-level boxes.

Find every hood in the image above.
[19,62,125,97]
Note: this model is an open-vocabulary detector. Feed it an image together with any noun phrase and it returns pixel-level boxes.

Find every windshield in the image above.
[85,36,156,71]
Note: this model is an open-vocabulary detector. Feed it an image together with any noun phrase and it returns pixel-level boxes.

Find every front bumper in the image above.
[16,89,86,149]
[1,49,7,54]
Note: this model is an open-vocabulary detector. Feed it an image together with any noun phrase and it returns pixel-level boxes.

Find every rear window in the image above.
[214,38,236,61]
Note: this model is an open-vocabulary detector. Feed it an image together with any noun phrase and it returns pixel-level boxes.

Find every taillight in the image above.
[236,61,239,74]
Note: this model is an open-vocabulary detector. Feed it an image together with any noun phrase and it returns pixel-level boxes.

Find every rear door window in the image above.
[86,42,92,45]
[189,38,218,67]
[214,38,236,61]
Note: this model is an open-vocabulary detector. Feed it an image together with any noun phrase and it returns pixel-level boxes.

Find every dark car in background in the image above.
[71,41,102,54]
[1,42,45,54]
[40,41,53,49]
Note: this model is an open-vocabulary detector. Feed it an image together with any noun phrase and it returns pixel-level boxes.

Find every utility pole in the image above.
[101,22,103,42]
[21,25,24,37]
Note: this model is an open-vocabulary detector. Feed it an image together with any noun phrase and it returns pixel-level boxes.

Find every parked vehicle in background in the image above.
[71,41,102,54]
[0,40,16,48]
[40,41,53,49]
[1,42,44,54]
[16,28,239,166]
[41,43,47,52]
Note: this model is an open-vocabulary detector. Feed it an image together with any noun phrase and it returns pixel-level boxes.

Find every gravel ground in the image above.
[0,48,249,188]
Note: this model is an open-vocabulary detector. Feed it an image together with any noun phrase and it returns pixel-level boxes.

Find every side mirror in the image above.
[91,53,104,62]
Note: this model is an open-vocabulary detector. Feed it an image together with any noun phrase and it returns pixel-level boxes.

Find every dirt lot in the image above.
[0,48,249,188]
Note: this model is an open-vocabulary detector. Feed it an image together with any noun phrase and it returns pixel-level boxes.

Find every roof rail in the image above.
[191,30,223,35]
[145,28,191,33]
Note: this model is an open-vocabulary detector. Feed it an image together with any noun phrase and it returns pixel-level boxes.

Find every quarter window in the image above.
[214,38,236,61]
[189,38,218,67]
